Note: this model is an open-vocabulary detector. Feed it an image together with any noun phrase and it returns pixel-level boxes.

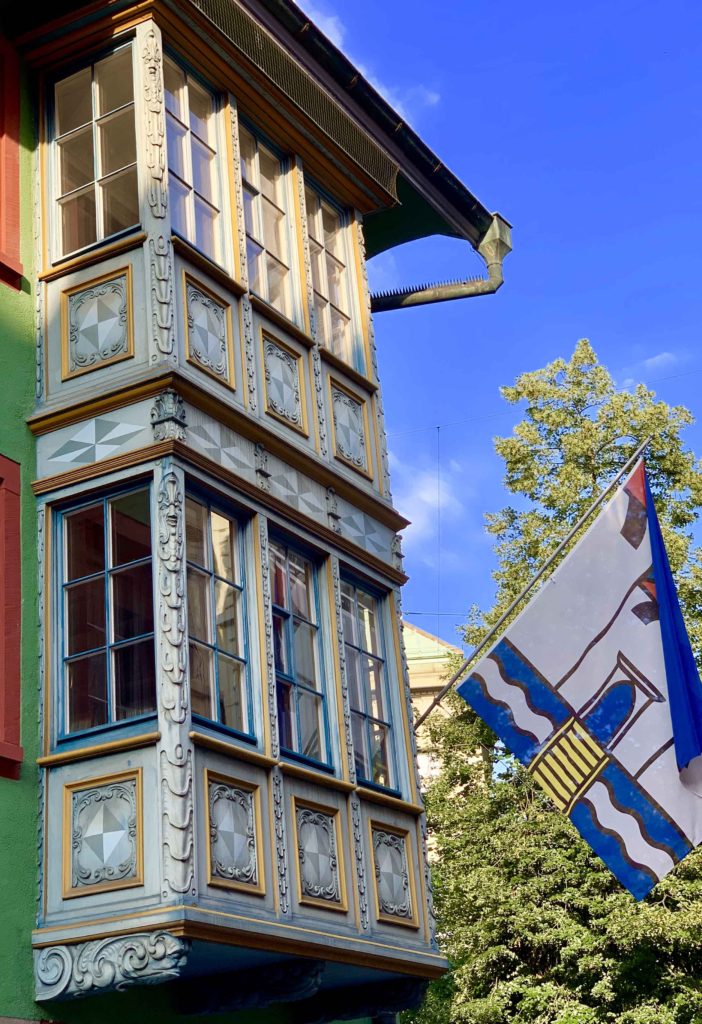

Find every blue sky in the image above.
[299,0,702,649]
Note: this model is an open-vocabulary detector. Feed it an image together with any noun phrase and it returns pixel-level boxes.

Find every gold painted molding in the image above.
[60,265,135,383]
[39,232,147,283]
[189,731,277,768]
[38,731,161,767]
[205,768,266,896]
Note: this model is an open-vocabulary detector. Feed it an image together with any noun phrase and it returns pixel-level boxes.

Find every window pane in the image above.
[56,68,92,136]
[258,147,280,204]
[166,113,188,183]
[239,127,256,183]
[270,543,287,608]
[247,239,264,295]
[340,582,357,645]
[298,688,323,761]
[114,639,156,720]
[266,255,289,315]
[352,711,369,781]
[305,187,320,240]
[67,653,108,732]
[218,655,245,732]
[330,309,350,360]
[212,512,237,580]
[189,641,213,717]
[289,553,311,619]
[322,204,342,258]
[101,166,139,236]
[262,197,285,260]
[58,127,94,195]
[185,497,208,567]
[194,195,219,262]
[95,48,134,115]
[357,590,379,654]
[111,490,151,567]
[66,579,106,655]
[60,188,97,253]
[369,722,391,787]
[272,613,288,674]
[99,108,136,176]
[293,619,317,690]
[345,645,363,712]
[326,254,346,311]
[170,174,190,238]
[192,136,216,203]
[309,240,324,295]
[277,680,294,750]
[314,296,329,346]
[243,186,257,238]
[189,79,214,144]
[112,563,154,641]
[187,568,211,643]
[164,59,186,120]
[66,504,104,580]
[366,656,385,719]
[215,580,240,655]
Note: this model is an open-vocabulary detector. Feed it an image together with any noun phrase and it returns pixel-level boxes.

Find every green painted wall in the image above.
[0,60,41,1022]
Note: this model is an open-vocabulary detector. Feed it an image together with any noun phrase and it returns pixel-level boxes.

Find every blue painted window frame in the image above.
[185,489,255,742]
[55,482,157,742]
[269,535,333,771]
[340,575,399,795]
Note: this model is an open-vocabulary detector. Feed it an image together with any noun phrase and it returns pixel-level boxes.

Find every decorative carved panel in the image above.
[184,277,232,386]
[207,773,263,894]
[63,770,142,898]
[371,824,418,926]
[295,801,346,911]
[330,382,369,475]
[262,333,307,434]
[62,269,133,381]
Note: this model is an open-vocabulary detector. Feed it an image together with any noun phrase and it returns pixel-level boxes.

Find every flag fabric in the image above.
[457,461,702,899]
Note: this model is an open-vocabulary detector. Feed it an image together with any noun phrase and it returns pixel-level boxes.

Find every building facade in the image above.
[0,3,510,1021]
[403,622,462,784]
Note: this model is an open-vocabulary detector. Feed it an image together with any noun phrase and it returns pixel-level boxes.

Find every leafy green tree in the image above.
[408,340,702,1024]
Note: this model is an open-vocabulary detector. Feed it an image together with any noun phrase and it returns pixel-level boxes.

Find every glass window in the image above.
[54,46,139,257]
[239,126,292,318]
[341,580,394,789]
[269,539,328,764]
[185,496,250,734]
[61,488,155,734]
[164,58,222,264]
[305,186,355,365]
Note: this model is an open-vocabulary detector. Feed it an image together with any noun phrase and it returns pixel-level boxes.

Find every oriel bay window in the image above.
[165,58,223,264]
[185,497,251,735]
[61,488,155,735]
[269,540,329,765]
[341,580,394,790]
[240,126,292,317]
[305,185,355,366]
[53,46,139,258]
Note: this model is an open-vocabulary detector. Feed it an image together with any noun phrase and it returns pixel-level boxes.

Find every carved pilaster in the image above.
[35,932,189,1001]
[329,556,355,782]
[134,21,176,367]
[229,97,249,290]
[272,767,290,915]
[350,795,369,930]
[155,461,195,899]
[258,516,278,757]
[151,389,187,441]
[242,297,257,412]
[355,218,391,496]
[255,443,272,493]
[326,487,342,535]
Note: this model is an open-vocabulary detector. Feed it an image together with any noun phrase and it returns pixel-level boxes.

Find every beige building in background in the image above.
[403,622,462,784]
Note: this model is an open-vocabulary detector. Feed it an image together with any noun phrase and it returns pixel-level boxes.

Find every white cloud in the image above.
[641,351,678,371]
[389,450,466,557]
[297,2,441,126]
[366,251,401,293]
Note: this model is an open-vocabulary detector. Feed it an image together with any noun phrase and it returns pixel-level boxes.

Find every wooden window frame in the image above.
[0,36,23,289]
[0,455,22,778]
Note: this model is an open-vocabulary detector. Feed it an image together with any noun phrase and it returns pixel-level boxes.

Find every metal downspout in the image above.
[369,213,512,313]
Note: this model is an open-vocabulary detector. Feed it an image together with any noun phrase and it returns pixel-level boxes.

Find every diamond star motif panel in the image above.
[371,825,417,926]
[330,383,368,475]
[63,270,133,381]
[295,802,345,910]
[48,417,145,466]
[185,278,232,386]
[262,335,306,434]
[207,775,263,894]
[64,771,142,898]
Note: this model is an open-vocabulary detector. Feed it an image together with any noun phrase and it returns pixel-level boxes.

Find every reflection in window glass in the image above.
[164,58,222,263]
[54,46,138,257]
[239,126,292,318]
[305,185,356,366]
[340,580,393,789]
[62,488,155,734]
[185,496,250,734]
[269,540,328,764]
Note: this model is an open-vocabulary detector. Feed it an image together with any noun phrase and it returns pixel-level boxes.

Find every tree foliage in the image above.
[408,341,702,1024]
